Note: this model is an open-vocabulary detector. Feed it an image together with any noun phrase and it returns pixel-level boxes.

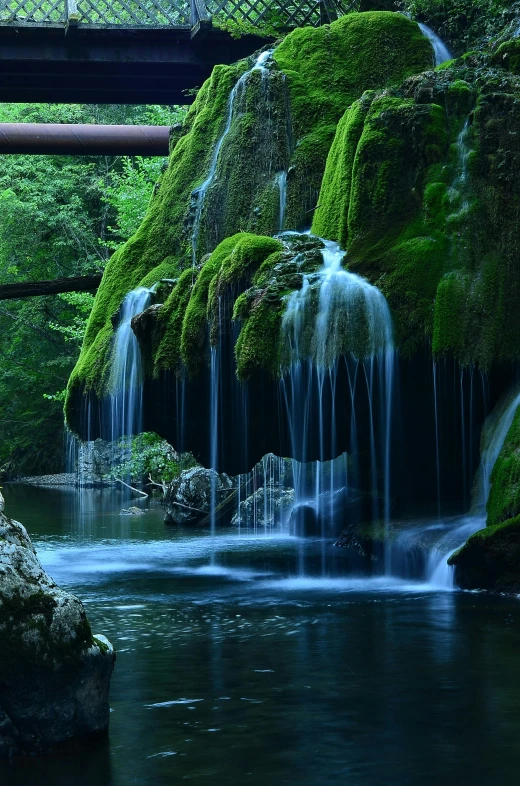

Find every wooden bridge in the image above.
[0,0,353,104]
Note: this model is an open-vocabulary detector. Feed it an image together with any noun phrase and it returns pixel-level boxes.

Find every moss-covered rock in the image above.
[448,516,520,593]
[66,11,432,419]
[0,492,115,757]
[313,53,520,362]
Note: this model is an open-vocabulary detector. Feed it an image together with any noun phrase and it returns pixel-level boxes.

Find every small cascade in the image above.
[109,287,153,446]
[449,118,472,217]
[191,49,273,266]
[390,385,520,588]
[418,22,452,66]
[280,238,395,570]
[473,388,520,513]
[276,170,287,231]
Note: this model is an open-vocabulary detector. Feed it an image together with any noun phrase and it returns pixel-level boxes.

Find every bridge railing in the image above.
[0,0,356,29]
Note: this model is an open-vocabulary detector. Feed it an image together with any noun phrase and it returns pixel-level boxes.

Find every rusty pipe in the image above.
[0,124,170,156]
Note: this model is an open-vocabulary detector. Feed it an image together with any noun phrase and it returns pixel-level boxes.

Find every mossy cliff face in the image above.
[313,50,520,364]
[0,492,115,756]
[66,11,432,417]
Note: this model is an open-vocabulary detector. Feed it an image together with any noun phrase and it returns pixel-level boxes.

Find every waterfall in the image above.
[276,170,287,232]
[191,49,273,266]
[109,287,153,445]
[280,238,395,571]
[392,386,520,588]
[418,23,452,66]
[473,389,520,514]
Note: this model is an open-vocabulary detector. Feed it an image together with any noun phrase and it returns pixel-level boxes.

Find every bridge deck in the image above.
[0,25,269,104]
[0,1,352,104]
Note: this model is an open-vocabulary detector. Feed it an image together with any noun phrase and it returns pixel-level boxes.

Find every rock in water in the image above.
[0,491,115,758]
[163,467,233,525]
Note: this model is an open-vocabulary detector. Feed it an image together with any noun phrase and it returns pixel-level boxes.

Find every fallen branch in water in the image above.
[146,474,207,514]
[115,478,148,498]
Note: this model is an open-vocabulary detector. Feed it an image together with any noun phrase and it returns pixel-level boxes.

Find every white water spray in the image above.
[281,238,395,572]
[419,23,452,66]
[109,287,153,444]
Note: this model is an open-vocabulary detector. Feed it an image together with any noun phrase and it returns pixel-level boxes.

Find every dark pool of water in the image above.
[1,484,520,786]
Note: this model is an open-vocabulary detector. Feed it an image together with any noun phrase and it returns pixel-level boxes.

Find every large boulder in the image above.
[0,491,115,757]
[163,466,233,525]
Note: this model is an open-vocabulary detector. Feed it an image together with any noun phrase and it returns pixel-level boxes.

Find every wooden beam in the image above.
[0,275,102,300]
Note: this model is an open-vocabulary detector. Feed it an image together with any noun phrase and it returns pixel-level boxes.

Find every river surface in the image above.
[1,484,520,786]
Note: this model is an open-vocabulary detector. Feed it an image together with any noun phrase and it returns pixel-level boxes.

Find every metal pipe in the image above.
[0,124,170,156]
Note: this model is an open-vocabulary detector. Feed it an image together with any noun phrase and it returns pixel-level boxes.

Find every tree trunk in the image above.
[0,275,102,301]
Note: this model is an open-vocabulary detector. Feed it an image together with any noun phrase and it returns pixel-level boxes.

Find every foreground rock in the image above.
[0,491,115,757]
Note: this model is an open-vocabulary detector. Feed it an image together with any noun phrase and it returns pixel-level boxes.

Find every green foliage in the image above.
[398,0,512,52]
[0,102,185,475]
[108,432,197,485]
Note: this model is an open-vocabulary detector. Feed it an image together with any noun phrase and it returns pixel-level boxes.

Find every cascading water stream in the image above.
[418,23,452,66]
[276,170,287,232]
[280,238,395,573]
[191,49,273,266]
[391,387,520,588]
[109,287,154,447]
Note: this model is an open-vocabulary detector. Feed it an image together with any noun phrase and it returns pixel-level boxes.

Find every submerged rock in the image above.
[163,466,233,525]
[288,503,320,537]
[0,491,115,757]
[120,506,145,516]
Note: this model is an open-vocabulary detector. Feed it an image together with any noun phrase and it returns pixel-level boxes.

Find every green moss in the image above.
[448,514,520,593]
[235,296,286,379]
[433,271,470,355]
[154,269,197,375]
[493,40,520,75]
[275,11,433,228]
[487,407,520,527]
[208,235,281,323]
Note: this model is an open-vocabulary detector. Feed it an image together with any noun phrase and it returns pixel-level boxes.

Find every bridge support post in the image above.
[190,0,212,39]
[320,1,339,24]
[65,0,80,30]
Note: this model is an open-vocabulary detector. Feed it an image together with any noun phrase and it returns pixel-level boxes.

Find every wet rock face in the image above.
[231,487,295,529]
[449,517,520,593]
[163,467,233,525]
[0,491,115,758]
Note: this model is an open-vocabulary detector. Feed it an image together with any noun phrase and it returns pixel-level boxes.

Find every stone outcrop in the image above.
[0,491,115,757]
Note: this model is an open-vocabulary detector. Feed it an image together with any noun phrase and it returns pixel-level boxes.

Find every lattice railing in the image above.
[206,1,356,28]
[0,0,357,27]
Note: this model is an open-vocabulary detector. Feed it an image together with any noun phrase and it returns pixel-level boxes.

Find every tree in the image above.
[0,101,186,476]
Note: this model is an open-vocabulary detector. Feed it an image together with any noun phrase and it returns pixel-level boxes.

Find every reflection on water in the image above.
[2,485,520,786]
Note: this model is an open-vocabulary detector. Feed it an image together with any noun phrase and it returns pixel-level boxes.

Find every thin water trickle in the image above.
[276,170,287,231]
[418,22,452,66]
[191,50,273,266]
